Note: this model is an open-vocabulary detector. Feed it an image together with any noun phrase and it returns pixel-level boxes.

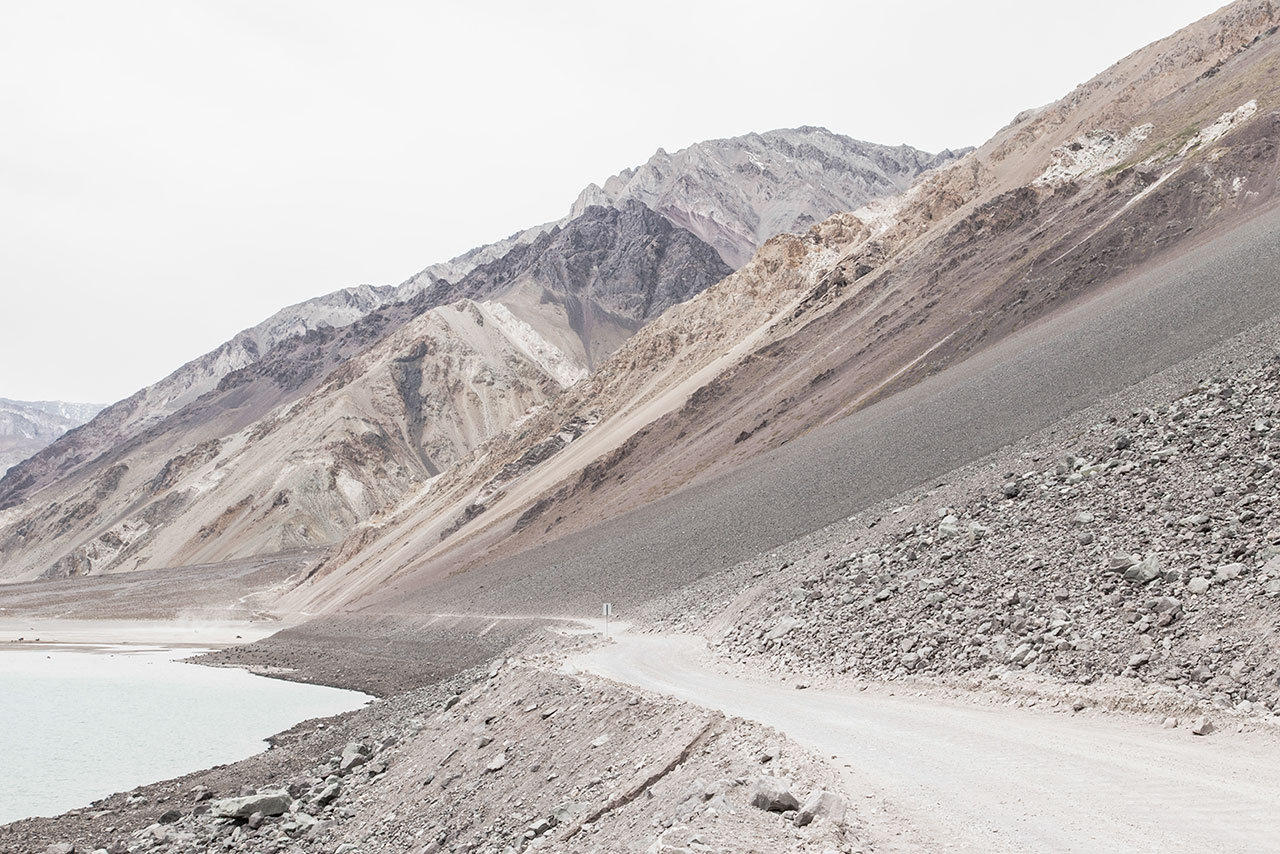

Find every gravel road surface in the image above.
[574,632,1280,854]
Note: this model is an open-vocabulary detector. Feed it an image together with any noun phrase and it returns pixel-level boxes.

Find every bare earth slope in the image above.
[341,201,1280,618]
[0,205,731,580]
[293,0,1280,618]
[0,126,953,583]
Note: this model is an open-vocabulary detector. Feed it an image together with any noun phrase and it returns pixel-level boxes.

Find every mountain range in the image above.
[0,399,104,477]
[281,0,1280,620]
[7,3,1280,849]
[4,0,1279,635]
[0,127,963,579]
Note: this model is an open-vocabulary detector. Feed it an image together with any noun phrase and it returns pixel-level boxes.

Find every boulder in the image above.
[210,790,293,819]
[1191,717,1215,736]
[1215,563,1244,582]
[315,782,341,807]
[1123,554,1161,583]
[339,742,370,772]
[1186,577,1210,594]
[749,776,800,812]
[937,515,962,540]
[793,790,847,827]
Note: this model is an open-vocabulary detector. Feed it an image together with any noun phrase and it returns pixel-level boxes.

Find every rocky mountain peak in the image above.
[570,126,969,267]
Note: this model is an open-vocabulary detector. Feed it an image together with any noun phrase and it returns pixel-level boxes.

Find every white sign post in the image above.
[602,602,612,639]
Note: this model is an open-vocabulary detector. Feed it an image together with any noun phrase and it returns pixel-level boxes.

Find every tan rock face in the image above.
[0,299,580,579]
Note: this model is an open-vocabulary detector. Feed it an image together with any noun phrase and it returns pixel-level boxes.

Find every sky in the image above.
[0,0,1231,404]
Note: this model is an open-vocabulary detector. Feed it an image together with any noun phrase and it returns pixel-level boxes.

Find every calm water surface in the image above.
[0,646,370,824]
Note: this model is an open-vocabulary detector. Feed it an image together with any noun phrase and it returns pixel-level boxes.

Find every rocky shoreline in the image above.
[0,631,860,854]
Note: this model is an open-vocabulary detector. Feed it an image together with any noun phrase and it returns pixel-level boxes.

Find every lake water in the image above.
[0,646,371,825]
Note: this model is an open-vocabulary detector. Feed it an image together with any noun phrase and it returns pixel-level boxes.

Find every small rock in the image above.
[339,742,370,772]
[1186,577,1211,594]
[211,791,293,819]
[1215,563,1244,582]
[793,790,847,827]
[1190,717,1215,736]
[1124,553,1161,583]
[749,776,800,812]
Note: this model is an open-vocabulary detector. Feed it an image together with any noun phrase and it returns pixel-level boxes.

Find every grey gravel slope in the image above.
[373,203,1280,615]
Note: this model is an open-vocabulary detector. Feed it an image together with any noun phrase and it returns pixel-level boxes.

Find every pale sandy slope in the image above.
[573,632,1280,854]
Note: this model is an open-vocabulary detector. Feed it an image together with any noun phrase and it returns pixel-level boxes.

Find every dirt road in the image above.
[572,632,1280,853]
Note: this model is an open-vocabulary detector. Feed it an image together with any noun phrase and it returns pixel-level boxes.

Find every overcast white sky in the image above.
[1,0,1229,403]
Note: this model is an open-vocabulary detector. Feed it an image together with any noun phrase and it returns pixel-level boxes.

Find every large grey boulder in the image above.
[749,776,800,812]
[210,790,293,819]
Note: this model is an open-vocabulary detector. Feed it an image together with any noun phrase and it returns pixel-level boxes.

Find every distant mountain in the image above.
[0,198,732,577]
[0,399,105,475]
[0,126,962,580]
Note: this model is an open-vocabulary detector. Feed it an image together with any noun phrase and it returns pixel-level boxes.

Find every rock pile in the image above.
[717,358,1280,718]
